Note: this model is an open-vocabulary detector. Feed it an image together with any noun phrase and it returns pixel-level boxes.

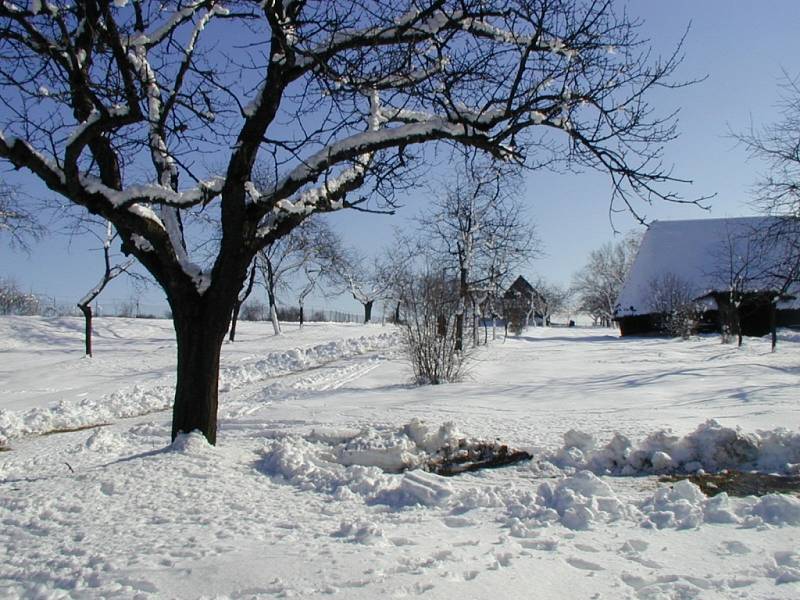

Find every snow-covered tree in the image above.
[1,0,697,444]
[646,272,699,339]
[0,278,40,315]
[573,233,640,326]
[257,217,338,334]
[424,164,539,348]
[330,248,391,323]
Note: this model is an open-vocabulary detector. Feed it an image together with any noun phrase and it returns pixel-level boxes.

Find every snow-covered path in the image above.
[1,318,799,598]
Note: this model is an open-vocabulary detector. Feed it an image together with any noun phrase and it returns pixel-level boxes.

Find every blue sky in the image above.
[3,1,800,315]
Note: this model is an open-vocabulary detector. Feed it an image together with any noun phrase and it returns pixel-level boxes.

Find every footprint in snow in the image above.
[566,556,604,571]
[488,552,514,569]
[619,539,662,569]
[620,539,649,553]
[718,540,750,555]
[443,516,474,528]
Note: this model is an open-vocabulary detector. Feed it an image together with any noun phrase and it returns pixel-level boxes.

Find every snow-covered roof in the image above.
[615,217,800,318]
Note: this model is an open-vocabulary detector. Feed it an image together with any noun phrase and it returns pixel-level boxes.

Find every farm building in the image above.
[614,217,800,337]
[503,276,548,326]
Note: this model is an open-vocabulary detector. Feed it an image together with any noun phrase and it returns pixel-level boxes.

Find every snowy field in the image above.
[1,317,800,599]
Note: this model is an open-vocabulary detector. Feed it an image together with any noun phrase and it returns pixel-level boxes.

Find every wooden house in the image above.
[614,217,800,337]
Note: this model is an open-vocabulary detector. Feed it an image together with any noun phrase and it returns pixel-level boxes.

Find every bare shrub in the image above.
[0,278,40,315]
[648,273,701,338]
[397,272,471,385]
[503,297,530,336]
[240,300,268,322]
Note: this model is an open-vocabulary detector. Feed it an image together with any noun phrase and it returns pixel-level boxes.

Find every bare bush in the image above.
[504,296,530,336]
[240,301,268,322]
[397,270,470,385]
[648,273,700,338]
[0,278,40,315]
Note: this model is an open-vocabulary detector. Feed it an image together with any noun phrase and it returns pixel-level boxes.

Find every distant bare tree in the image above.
[529,276,572,326]
[296,225,343,327]
[0,278,40,315]
[227,262,257,343]
[0,183,43,250]
[77,222,135,356]
[330,248,392,324]
[736,75,800,349]
[424,164,540,349]
[738,74,800,217]
[573,233,641,326]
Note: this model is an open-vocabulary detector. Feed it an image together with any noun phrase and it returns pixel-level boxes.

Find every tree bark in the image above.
[265,257,281,335]
[229,262,257,342]
[455,266,468,351]
[299,303,305,328]
[455,312,463,351]
[78,303,93,357]
[364,300,373,323]
[270,303,281,335]
[229,305,241,342]
[771,302,778,352]
[171,305,228,445]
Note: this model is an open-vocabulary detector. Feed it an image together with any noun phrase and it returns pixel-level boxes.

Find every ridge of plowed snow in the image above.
[0,332,398,443]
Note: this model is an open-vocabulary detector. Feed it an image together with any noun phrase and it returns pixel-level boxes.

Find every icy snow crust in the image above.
[2,319,800,597]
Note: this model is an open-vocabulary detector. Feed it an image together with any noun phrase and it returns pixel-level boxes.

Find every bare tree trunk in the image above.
[265,257,281,335]
[455,266,468,351]
[78,303,93,357]
[270,304,281,335]
[229,305,241,342]
[394,301,401,324]
[171,304,228,445]
[455,310,463,351]
[735,309,743,347]
[299,303,305,328]
[364,300,374,323]
[229,262,257,342]
[771,302,778,352]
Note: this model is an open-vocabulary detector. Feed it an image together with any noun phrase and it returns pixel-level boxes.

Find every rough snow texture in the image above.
[550,419,800,476]
[1,319,800,598]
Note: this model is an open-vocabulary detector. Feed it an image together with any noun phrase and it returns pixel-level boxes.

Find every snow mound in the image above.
[503,471,633,532]
[749,494,800,526]
[331,519,386,545]
[552,420,800,476]
[171,430,214,455]
[0,385,173,441]
[258,420,501,507]
[538,471,630,530]
[639,479,800,529]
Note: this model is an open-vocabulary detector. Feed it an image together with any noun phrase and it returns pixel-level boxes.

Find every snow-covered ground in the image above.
[1,317,799,599]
